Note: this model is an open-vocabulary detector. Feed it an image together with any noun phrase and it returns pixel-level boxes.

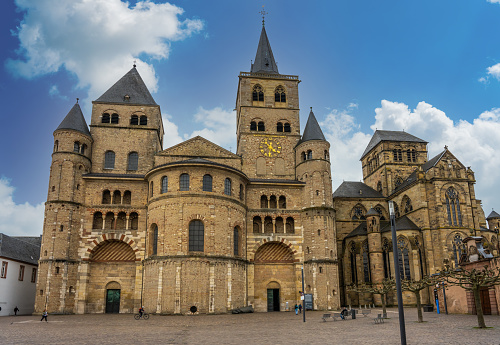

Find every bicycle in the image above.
[134,312,149,320]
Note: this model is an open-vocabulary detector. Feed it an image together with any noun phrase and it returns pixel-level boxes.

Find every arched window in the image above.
[260,195,268,208]
[111,113,119,124]
[324,150,329,160]
[150,182,153,197]
[123,191,131,204]
[374,205,386,220]
[73,142,80,153]
[274,86,286,102]
[250,121,257,131]
[140,115,147,125]
[130,115,139,125]
[161,176,168,194]
[224,178,232,196]
[279,196,286,209]
[258,121,265,131]
[284,123,291,133]
[407,149,416,162]
[252,85,264,102]
[234,227,239,256]
[397,238,411,280]
[446,187,462,226]
[239,184,244,201]
[80,144,87,155]
[377,181,382,193]
[275,217,284,233]
[452,234,465,267]
[54,140,59,152]
[102,190,111,204]
[102,113,110,123]
[105,212,115,230]
[415,237,425,278]
[350,242,357,284]
[301,152,306,161]
[286,217,294,233]
[362,241,371,283]
[189,220,204,252]
[104,151,115,169]
[92,212,103,229]
[393,148,402,162]
[129,212,138,230]
[116,212,126,230]
[307,150,312,160]
[127,152,138,171]
[152,224,158,255]
[382,239,391,279]
[202,174,212,192]
[351,206,365,220]
[394,176,403,188]
[269,195,277,208]
[277,122,283,132]
[264,216,273,233]
[393,203,400,218]
[253,216,262,233]
[113,190,121,204]
[403,196,413,214]
[180,174,190,191]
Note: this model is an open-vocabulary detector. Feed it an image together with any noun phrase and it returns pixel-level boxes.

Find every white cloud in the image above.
[49,84,68,100]
[161,113,184,149]
[479,63,500,83]
[6,0,203,101]
[0,177,44,237]
[189,107,237,152]
[320,105,372,189]
[487,0,500,4]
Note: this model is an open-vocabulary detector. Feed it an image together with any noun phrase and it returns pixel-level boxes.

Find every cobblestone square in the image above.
[1,308,500,345]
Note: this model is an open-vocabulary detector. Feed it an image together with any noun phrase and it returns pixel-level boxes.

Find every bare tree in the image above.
[440,264,500,328]
[401,275,437,323]
[348,278,396,317]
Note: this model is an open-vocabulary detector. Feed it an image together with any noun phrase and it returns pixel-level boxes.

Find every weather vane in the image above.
[133,60,137,68]
[259,6,267,27]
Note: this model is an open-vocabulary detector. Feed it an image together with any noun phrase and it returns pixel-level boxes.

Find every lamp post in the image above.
[441,282,448,315]
[388,201,407,345]
[301,265,306,322]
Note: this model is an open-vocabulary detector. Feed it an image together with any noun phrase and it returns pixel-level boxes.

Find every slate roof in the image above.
[299,109,326,144]
[345,223,367,239]
[366,208,379,217]
[421,150,446,172]
[480,226,495,233]
[380,215,420,232]
[250,178,306,185]
[0,233,41,265]
[95,67,157,105]
[333,181,384,199]
[251,26,279,74]
[55,102,91,137]
[361,130,427,160]
[487,210,500,219]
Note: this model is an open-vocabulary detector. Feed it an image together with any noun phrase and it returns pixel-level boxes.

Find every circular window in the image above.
[190,306,198,313]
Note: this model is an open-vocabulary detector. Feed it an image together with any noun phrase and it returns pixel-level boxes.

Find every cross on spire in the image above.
[259,6,267,27]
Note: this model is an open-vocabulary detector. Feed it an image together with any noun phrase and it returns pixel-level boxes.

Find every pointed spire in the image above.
[487,210,500,220]
[55,101,91,137]
[301,108,326,142]
[95,67,157,105]
[251,26,279,74]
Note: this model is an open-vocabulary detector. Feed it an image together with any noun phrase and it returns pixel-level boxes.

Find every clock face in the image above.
[259,137,282,157]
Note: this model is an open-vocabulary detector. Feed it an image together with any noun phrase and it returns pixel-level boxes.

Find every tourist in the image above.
[14,306,19,316]
[41,310,48,322]
[294,304,299,315]
[340,306,348,320]
[298,304,302,314]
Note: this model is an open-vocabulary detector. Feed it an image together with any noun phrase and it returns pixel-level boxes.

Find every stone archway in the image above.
[253,241,297,312]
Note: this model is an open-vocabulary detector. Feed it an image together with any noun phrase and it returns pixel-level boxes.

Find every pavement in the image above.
[1,308,499,345]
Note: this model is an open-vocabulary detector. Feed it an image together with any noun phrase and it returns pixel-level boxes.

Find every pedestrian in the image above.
[40,309,48,322]
[14,306,19,316]
[340,306,348,320]
[298,304,302,314]
[294,304,299,315]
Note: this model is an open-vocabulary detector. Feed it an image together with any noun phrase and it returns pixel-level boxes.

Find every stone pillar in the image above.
[366,208,384,305]
[75,262,89,314]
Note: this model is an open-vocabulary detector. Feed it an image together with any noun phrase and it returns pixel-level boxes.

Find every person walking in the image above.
[298,304,302,314]
[40,310,48,322]
[14,306,19,316]
[294,304,299,315]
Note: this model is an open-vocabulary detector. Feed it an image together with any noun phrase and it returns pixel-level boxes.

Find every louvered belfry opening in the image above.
[254,242,295,263]
[90,240,136,262]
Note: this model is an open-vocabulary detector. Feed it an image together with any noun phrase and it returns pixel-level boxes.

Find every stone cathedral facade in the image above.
[35,25,499,315]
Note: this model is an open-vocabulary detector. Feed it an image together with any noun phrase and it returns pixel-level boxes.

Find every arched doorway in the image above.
[105,282,121,314]
[266,281,281,312]
[253,241,296,312]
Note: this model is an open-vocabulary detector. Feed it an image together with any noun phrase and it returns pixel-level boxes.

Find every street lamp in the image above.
[389,200,407,345]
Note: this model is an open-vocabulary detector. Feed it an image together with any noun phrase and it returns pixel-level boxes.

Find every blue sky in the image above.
[2,0,500,236]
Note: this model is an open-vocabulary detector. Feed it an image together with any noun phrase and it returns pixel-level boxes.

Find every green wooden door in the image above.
[106,289,120,313]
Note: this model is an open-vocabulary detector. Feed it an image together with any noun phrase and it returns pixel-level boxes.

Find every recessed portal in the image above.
[106,289,120,313]
[267,288,280,312]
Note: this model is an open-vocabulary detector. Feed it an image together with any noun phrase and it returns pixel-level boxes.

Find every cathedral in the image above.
[35,24,499,315]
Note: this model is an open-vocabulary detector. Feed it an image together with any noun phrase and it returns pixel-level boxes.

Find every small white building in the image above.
[0,233,41,316]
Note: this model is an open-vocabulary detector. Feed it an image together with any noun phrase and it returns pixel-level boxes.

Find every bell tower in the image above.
[236,23,301,179]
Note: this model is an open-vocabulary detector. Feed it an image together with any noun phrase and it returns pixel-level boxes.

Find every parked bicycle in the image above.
[134,312,149,320]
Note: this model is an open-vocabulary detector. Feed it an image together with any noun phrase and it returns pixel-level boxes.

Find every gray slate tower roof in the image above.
[301,109,326,142]
[487,210,500,219]
[55,102,91,137]
[251,26,279,74]
[95,67,157,105]
[361,130,427,160]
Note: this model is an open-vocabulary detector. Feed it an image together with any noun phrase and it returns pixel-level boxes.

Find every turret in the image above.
[366,207,384,305]
[487,210,500,232]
